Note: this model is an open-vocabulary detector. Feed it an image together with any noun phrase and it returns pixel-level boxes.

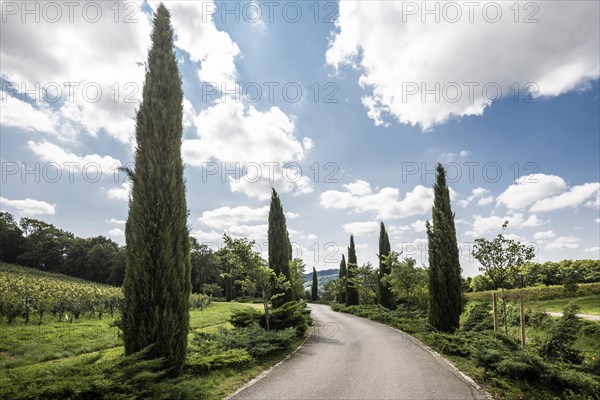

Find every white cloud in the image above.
[198,206,269,229]
[467,213,543,236]
[183,101,310,165]
[229,164,313,200]
[306,233,317,241]
[286,211,299,220]
[596,218,600,224]
[545,236,579,250]
[343,180,372,196]
[0,197,55,216]
[159,1,240,86]
[458,187,490,208]
[399,219,428,233]
[439,150,471,163]
[27,140,121,174]
[106,218,125,225]
[477,196,494,206]
[107,183,131,201]
[342,221,380,236]
[326,2,599,130]
[109,228,124,237]
[530,183,600,212]
[583,246,600,254]
[320,182,433,220]
[0,95,61,135]
[533,230,556,240]
[1,1,153,143]
[191,229,224,242]
[497,174,566,210]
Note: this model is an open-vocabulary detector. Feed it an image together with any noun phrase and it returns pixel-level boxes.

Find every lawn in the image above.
[527,295,600,315]
[0,301,308,399]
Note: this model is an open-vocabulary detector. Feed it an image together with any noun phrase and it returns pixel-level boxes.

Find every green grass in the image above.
[0,301,308,400]
[527,295,600,315]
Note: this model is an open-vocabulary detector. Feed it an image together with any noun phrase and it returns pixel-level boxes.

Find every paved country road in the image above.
[230,304,491,400]
[545,312,600,321]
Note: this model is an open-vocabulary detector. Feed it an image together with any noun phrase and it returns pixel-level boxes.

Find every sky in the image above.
[1,0,599,276]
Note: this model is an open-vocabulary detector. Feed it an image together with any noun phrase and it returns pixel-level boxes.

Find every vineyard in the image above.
[0,263,210,324]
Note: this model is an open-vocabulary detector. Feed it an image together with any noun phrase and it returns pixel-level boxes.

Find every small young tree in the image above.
[383,252,425,317]
[347,262,378,305]
[289,258,307,300]
[311,267,319,301]
[472,221,535,335]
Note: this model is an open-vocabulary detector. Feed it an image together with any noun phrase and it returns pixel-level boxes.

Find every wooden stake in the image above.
[520,292,526,348]
[492,292,498,332]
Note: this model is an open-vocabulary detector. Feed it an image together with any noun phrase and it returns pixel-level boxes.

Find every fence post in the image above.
[520,292,526,348]
[492,292,498,332]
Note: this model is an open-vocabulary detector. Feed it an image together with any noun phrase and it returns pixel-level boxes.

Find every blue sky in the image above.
[1,1,599,276]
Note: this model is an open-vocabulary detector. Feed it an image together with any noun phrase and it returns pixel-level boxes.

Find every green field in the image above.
[527,295,600,315]
[0,301,303,399]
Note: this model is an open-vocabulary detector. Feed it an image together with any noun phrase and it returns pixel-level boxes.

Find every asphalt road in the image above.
[230,304,490,400]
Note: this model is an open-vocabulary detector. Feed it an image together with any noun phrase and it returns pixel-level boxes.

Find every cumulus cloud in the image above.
[183,101,310,165]
[107,183,131,201]
[0,197,56,216]
[229,164,313,200]
[466,213,543,236]
[533,230,556,240]
[198,205,269,229]
[342,221,380,236]
[109,228,124,237]
[320,180,434,220]
[497,174,566,210]
[583,246,599,254]
[545,236,579,250]
[326,1,599,130]
[27,140,121,174]
[530,183,599,212]
[458,187,491,208]
[1,0,153,143]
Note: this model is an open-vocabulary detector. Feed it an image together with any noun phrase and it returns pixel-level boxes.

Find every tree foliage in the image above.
[378,222,396,309]
[383,252,427,317]
[338,255,347,303]
[427,163,462,333]
[268,189,292,307]
[345,235,360,306]
[311,267,319,301]
[122,4,190,376]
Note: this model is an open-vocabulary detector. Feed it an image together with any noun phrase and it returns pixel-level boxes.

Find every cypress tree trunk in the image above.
[338,255,347,304]
[378,222,396,310]
[311,267,319,301]
[268,189,292,307]
[426,163,462,333]
[346,235,360,306]
[122,4,191,376]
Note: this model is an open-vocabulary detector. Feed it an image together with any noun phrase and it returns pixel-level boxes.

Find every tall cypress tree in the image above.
[268,188,292,307]
[311,267,319,301]
[427,163,462,333]
[338,254,347,304]
[122,4,190,376]
[346,235,360,306]
[378,222,396,309]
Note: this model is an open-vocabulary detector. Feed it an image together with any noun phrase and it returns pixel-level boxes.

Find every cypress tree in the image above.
[378,222,396,309]
[268,188,292,307]
[346,235,360,306]
[122,4,191,376]
[338,254,347,304]
[427,163,462,333]
[311,267,319,301]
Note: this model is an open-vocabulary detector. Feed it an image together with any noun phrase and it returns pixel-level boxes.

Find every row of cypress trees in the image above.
[122,4,462,377]
[340,164,462,333]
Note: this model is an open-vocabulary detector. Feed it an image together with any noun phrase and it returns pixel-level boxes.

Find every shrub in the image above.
[461,302,493,331]
[539,303,583,364]
[198,323,297,358]
[529,309,551,328]
[428,332,471,356]
[230,308,262,328]
[466,282,600,302]
[186,347,251,372]
[495,352,546,380]
[266,301,311,335]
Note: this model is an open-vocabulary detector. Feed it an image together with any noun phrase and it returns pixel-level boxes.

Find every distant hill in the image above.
[303,268,340,291]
